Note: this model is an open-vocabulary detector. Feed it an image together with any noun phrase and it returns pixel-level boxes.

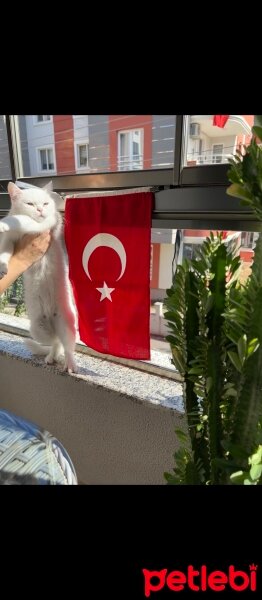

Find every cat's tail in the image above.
[25,339,50,355]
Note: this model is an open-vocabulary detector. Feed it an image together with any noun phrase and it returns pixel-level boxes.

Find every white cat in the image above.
[0,182,77,373]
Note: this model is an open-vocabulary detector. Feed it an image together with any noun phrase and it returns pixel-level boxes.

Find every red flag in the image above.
[213,115,229,128]
[64,192,153,360]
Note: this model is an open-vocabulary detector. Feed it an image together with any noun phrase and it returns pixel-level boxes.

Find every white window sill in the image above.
[0,326,183,413]
[0,313,181,381]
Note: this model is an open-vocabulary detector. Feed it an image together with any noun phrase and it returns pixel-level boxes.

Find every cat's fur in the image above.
[0,182,77,373]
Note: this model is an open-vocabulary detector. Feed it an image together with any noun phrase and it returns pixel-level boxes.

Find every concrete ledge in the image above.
[0,313,183,382]
[0,330,185,484]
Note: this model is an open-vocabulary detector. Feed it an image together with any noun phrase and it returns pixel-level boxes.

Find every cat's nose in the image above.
[37,208,43,213]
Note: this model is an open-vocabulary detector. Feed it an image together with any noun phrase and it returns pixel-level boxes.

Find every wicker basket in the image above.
[0,410,77,485]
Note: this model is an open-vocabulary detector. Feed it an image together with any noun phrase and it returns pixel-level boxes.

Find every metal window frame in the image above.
[1,114,261,377]
[1,115,259,233]
[179,115,239,187]
[3,113,234,188]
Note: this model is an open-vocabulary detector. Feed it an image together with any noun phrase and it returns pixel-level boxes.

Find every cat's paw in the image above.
[63,355,78,374]
[0,222,9,233]
[45,354,55,365]
[55,354,65,365]
[0,263,8,279]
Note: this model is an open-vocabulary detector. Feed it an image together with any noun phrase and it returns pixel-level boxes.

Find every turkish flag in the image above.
[213,115,229,128]
[64,192,153,359]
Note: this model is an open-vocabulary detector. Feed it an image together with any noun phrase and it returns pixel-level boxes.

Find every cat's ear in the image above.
[42,181,53,193]
[8,182,22,201]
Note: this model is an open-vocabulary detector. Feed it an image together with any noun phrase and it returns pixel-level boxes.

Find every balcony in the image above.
[196,152,232,165]
[190,115,252,138]
[118,154,143,171]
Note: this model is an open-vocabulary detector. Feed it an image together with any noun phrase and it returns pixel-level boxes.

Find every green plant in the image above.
[0,275,25,316]
[13,275,26,316]
[164,117,262,485]
[0,291,9,312]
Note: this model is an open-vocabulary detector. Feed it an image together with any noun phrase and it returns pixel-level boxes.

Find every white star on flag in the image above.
[96,281,115,302]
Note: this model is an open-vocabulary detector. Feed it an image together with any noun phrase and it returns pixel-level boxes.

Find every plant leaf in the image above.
[226,183,252,202]
[252,126,262,141]
[228,350,242,372]
[175,429,188,444]
[247,338,260,357]
[237,334,247,363]
[250,464,262,481]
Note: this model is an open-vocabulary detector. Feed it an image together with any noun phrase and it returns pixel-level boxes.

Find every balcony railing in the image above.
[195,153,232,165]
[118,154,143,171]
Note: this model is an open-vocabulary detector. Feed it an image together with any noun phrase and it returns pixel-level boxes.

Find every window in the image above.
[36,115,51,123]
[118,129,143,170]
[2,113,262,384]
[76,142,89,169]
[185,115,254,168]
[15,115,176,178]
[183,242,202,260]
[0,114,12,179]
[241,231,258,249]
[212,143,223,164]
[38,147,55,172]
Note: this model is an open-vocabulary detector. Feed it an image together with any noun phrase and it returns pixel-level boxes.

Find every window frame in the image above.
[2,114,260,231]
[3,114,242,187]
[117,128,144,171]
[180,115,254,186]
[1,114,261,378]
[212,143,224,164]
[36,144,56,175]
[74,140,89,171]
[33,115,52,125]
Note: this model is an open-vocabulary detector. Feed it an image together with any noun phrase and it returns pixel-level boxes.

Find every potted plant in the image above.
[164,117,262,484]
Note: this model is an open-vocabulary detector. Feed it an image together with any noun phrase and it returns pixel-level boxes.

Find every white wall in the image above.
[25,116,55,175]
[209,135,236,156]
[159,244,174,290]
[187,132,236,163]
[73,115,89,140]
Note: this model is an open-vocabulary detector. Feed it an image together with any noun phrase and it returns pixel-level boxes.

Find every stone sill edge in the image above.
[0,322,183,383]
[0,336,184,416]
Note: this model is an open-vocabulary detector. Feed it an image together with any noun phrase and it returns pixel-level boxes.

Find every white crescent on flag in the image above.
[82,233,127,281]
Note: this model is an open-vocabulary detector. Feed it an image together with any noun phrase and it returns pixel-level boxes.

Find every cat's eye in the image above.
[26,202,34,205]
[44,202,49,206]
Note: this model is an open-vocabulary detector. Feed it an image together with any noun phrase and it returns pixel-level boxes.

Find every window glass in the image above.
[185,115,254,166]
[39,147,54,172]
[0,115,12,179]
[16,115,176,176]
[77,143,88,168]
[149,227,257,369]
[36,115,51,123]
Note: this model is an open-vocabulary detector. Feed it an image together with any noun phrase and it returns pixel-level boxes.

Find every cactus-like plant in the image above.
[164,117,262,484]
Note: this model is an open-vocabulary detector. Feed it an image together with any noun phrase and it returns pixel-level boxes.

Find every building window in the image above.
[38,147,55,172]
[118,129,143,170]
[183,243,202,260]
[76,142,89,169]
[36,115,51,123]
[212,143,224,164]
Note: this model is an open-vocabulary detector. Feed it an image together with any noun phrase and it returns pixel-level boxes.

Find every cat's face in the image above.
[8,182,57,223]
